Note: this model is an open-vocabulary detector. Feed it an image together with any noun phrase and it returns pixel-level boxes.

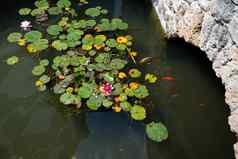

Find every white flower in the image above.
[20,21,32,30]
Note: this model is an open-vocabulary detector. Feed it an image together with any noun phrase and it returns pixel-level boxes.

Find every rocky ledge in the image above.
[152,0,238,157]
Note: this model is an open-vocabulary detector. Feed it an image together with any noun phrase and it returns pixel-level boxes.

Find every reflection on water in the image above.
[0,0,235,159]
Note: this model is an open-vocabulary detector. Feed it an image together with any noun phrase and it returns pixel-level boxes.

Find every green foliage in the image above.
[130,105,146,120]
[146,122,168,142]
[32,39,49,51]
[134,85,149,99]
[48,7,62,15]
[145,73,157,83]
[19,8,31,15]
[6,0,168,143]
[52,40,68,51]
[32,65,46,76]
[6,56,19,65]
[77,83,93,98]
[86,95,103,110]
[47,25,63,36]
[57,0,71,8]
[7,32,22,43]
[129,68,142,78]
[24,31,42,42]
[85,7,101,17]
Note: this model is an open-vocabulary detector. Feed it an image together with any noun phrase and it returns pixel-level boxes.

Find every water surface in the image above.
[0,0,235,159]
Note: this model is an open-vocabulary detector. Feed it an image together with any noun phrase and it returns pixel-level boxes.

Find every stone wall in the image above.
[151,0,238,157]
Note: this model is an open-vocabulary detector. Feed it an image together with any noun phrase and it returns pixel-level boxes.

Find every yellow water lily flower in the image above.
[27,44,37,53]
[82,45,92,51]
[95,26,102,32]
[66,87,74,94]
[113,106,122,112]
[129,82,140,90]
[17,38,26,46]
[35,80,44,87]
[118,72,127,79]
[117,36,128,44]
[94,44,105,50]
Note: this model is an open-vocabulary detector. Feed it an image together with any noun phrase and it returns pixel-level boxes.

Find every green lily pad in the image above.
[39,75,51,83]
[52,40,68,51]
[47,25,63,36]
[116,44,127,51]
[48,7,63,15]
[67,30,84,41]
[110,59,127,70]
[86,20,97,27]
[95,53,111,63]
[82,34,94,45]
[134,85,149,99]
[6,56,19,65]
[106,39,117,48]
[53,84,65,94]
[145,73,158,83]
[120,101,132,111]
[35,0,49,10]
[78,83,94,98]
[146,122,168,142]
[60,93,76,105]
[31,8,45,16]
[85,7,101,17]
[94,35,106,45]
[130,105,146,120]
[57,0,71,8]
[24,31,42,43]
[7,32,22,43]
[32,39,49,51]
[112,83,122,95]
[32,65,46,76]
[102,99,113,108]
[103,73,114,83]
[40,59,49,66]
[19,8,31,15]
[86,95,103,110]
[129,68,142,78]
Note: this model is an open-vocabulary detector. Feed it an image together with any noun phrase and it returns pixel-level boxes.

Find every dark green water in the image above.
[0,0,235,159]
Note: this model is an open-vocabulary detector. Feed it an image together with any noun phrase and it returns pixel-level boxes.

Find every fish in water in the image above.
[161,76,176,81]
[139,57,153,64]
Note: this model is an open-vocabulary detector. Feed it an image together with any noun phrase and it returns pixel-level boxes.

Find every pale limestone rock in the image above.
[152,0,238,157]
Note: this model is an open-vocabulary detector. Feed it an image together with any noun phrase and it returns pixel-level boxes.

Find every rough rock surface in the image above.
[152,0,238,157]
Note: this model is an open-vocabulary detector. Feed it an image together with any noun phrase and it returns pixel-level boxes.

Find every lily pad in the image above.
[60,93,76,105]
[7,32,22,43]
[146,122,168,142]
[130,105,146,120]
[57,0,71,8]
[52,40,68,51]
[128,68,142,78]
[145,73,157,83]
[67,30,84,41]
[106,39,117,48]
[19,8,31,15]
[32,39,49,51]
[77,83,93,98]
[32,65,46,76]
[24,31,42,43]
[39,75,51,83]
[110,59,127,70]
[40,59,49,66]
[102,99,113,108]
[86,95,103,110]
[6,56,19,65]
[35,0,49,10]
[120,101,132,111]
[85,7,101,17]
[31,8,45,16]
[47,25,63,36]
[48,7,63,15]
[134,85,149,99]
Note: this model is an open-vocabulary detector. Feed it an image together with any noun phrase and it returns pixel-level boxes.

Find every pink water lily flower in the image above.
[100,82,113,96]
[20,20,32,31]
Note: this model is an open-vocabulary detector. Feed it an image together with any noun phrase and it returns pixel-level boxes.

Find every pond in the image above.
[0,0,235,159]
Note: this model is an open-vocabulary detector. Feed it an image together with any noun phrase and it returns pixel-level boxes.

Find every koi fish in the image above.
[161,76,176,81]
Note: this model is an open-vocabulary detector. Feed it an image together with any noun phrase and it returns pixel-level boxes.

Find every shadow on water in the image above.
[0,0,235,159]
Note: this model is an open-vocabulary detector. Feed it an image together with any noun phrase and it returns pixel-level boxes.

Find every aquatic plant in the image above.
[6,0,168,142]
